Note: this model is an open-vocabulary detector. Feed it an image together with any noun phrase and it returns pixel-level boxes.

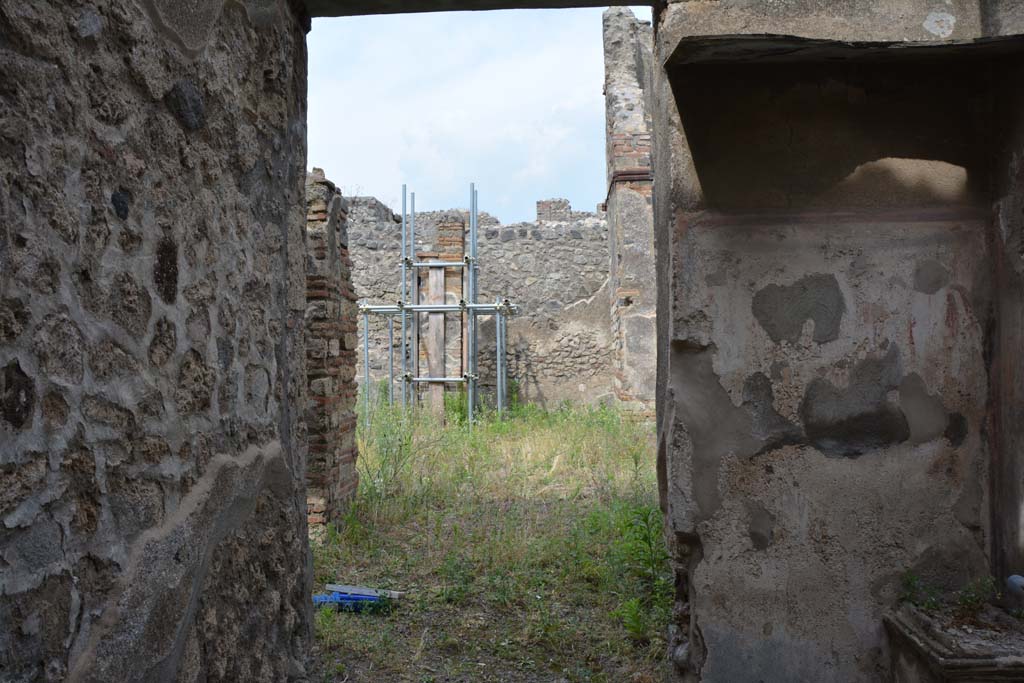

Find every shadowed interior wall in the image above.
[991,57,1024,591]
[652,2,1024,675]
[0,1,312,680]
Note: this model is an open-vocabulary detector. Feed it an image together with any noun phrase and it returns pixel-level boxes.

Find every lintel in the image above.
[668,33,1024,67]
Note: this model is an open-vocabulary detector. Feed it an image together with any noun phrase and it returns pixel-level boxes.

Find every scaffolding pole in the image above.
[496,305,504,417]
[400,185,408,409]
[467,183,477,424]
[359,303,512,314]
[387,316,394,405]
[410,192,418,408]
[362,304,370,428]
[359,183,516,427]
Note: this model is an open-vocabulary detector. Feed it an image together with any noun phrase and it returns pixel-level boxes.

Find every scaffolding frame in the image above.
[359,184,518,425]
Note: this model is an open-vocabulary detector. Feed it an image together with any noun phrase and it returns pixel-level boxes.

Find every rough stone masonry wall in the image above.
[347,197,402,398]
[305,170,358,528]
[349,201,614,407]
[604,7,656,412]
[0,1,312,681]
[653,1,1024,681]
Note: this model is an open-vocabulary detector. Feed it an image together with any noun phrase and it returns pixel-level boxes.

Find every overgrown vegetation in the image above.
[900,571,1013,623]
[954,576,1000,619]
[312,396,670,682]
[899,572,942,613]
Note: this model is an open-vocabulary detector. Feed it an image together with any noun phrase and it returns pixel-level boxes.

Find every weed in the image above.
[899,572,1005,620]
[439,554,474,605]
[899,572,942,612]
[955,576,1000,618]
[507,379,522,411]
[443,387,468,424]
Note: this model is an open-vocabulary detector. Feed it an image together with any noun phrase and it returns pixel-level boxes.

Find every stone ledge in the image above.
[885,603,1024,682]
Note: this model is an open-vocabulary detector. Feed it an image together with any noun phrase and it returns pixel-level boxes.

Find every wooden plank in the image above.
[324,583,405,600]
[426,266,446,417]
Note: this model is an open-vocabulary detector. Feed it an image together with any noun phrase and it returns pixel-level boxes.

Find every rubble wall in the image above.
[654,1,1024,680]
[0,1,313,680]
[349,200,615,407]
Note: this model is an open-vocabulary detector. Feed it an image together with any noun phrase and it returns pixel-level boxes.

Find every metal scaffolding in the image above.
[359,184,519,425]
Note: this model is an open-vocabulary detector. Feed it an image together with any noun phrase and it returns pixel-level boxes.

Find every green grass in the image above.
[311,398,670,682]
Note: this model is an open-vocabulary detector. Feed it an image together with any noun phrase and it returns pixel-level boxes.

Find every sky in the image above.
[307,6,651,224]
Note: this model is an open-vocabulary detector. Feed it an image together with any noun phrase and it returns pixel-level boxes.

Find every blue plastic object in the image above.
[312,591,382,612]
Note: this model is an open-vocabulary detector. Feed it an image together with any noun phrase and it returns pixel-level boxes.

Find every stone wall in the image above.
[477,203,613,405]
[305,169,358,528]
[653,1,1024,680]
[349,200,615,407]
[0,1,312,680]
[347,197,402,400]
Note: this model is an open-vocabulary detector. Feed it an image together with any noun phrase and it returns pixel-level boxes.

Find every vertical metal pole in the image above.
[473,188,480,418]
[362,306,370,428]
[410,192,418,409]
[501,309,508,412]
[467,183,476,424]
[400,185,408,409]
[491,309,499,417]
[388,316,394,406]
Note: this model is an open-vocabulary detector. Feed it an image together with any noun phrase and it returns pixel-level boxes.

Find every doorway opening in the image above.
[303,7,664,680]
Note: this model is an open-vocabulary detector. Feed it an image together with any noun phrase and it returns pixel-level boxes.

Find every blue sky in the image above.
[307,6,651,224]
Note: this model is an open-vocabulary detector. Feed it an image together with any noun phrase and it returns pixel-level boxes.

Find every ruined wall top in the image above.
[604,8,653,188]
[603,9,652,136]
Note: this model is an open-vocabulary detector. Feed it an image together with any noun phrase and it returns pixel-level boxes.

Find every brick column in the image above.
[436,215,467,382]
[305,169,359,529]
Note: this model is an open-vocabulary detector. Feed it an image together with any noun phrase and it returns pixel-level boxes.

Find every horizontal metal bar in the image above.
[360,303,514,315]
[409,376,467,384]
[412,261,465,268]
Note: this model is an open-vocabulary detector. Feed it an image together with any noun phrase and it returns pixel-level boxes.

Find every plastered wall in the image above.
[653,1,1024,680]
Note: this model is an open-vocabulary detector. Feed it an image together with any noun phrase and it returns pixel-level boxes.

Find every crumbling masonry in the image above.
[4,1,1024,682]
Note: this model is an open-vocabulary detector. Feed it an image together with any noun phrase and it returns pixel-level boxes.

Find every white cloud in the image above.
[307,6,651,223]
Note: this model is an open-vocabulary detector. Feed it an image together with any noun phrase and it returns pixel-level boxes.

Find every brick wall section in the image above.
[536,198,572,222]
[305,169,359,527]
[608,131,652,174]
[438,215,467,378]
